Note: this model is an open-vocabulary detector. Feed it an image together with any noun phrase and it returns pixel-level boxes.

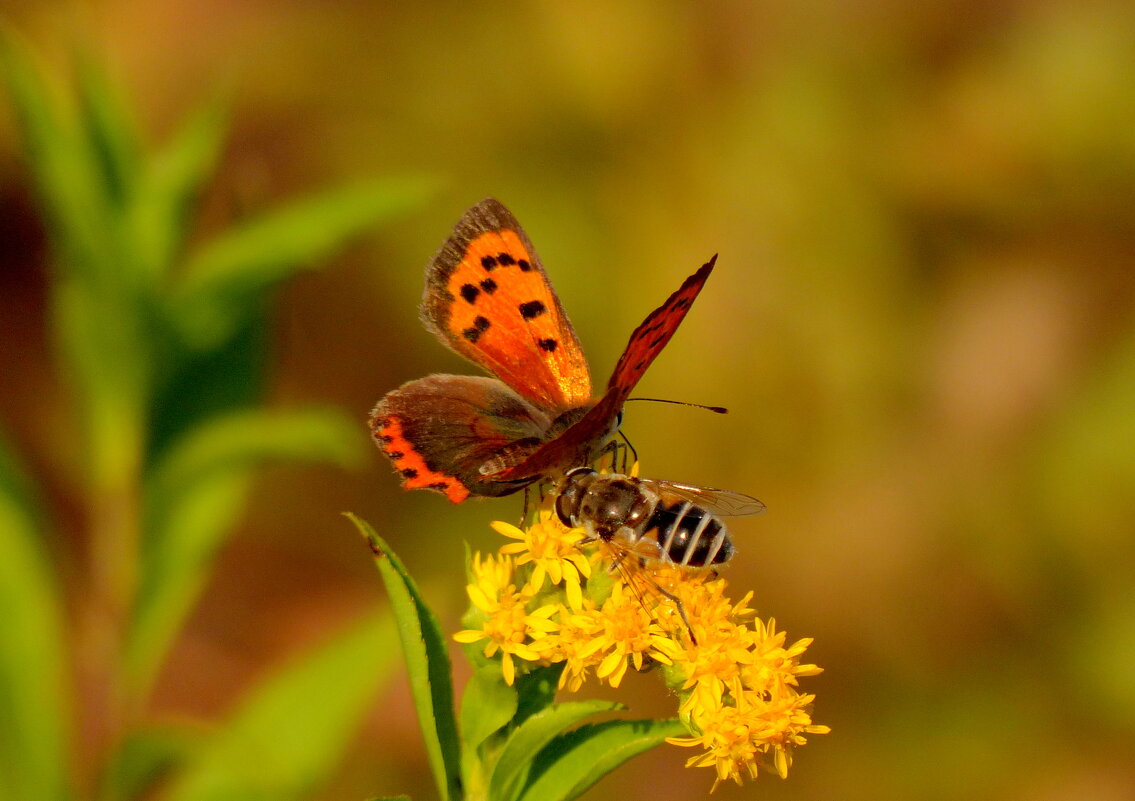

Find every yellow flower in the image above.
[457,491,829,786]
[493,514,591,610]
[669,686,830,790]
[590,581,675,688]
[452,552,558,685]
[542,600,607,692]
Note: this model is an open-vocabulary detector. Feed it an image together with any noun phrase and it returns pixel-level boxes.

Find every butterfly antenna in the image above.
[626,397,729,414]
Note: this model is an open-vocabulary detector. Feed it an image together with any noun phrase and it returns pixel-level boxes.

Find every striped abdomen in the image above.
[646,500,734,567]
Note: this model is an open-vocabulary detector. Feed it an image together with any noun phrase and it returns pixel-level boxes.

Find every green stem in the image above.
[85,422,144,801]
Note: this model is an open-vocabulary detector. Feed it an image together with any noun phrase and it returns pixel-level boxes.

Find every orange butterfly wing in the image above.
[420,199,591,411]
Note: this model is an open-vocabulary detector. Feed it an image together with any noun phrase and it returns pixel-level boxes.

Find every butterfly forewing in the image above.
[607,255,716,401]
[421,199,591,410]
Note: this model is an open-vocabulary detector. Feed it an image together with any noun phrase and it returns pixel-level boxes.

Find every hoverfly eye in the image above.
[555,492,574,526]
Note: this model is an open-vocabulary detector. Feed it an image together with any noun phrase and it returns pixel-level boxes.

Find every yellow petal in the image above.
[597,650,624,679]
[467,584,494,612]
[491,520,526,540]
[501,652,516,685]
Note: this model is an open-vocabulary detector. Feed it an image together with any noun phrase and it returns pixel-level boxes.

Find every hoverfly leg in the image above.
[617,430,639,474]
[651,581,697,646]
[624,556,697,646]
[519,484,532,528]
[605,546,628,576]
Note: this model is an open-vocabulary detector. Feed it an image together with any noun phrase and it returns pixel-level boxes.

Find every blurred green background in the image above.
[2,2,1134,800]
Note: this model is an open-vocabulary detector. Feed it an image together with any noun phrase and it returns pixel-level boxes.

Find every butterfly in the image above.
[370,198,715,502]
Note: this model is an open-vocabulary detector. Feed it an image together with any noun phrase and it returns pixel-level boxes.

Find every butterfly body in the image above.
[371,199,715,502]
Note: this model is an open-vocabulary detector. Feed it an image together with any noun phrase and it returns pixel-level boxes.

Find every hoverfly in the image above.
[555,466,764,568]
[554,466,765,639]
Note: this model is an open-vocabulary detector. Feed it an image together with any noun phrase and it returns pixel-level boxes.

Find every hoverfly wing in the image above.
[646,479,766,518]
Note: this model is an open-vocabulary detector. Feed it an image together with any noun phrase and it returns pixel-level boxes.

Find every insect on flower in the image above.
[554,466,765,638]
[370,198,715,502]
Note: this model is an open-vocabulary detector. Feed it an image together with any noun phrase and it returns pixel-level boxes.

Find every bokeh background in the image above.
[3,2,1135,800]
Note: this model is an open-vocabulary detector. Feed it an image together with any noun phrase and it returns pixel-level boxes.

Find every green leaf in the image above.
[2,32,152,489]
[164,609,398,801]
[514,719,687,801]
[169,176,435,348]
[147,310,268,460]
[74,45,141,211]
[54,275,152,491]
[513,664,564,727]
[144,407,361,526]
[98,725,199,801]
[0,432,70,801]
[458,666,517,797]
[488,701,622,801]
[129,90,229,280]
[127,409,362,695]
[348,515,461,801]
[0,26,121,283]
[460,666,518,751]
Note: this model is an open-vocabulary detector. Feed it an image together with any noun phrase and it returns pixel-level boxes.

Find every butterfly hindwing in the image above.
[371,374,551,501]
[421,199,591,410]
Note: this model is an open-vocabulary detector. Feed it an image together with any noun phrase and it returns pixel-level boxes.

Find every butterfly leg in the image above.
[593,439,618,473]
[518,484,535,527]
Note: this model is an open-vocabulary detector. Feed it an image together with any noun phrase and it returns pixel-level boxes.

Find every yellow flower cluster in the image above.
[453,506,829,789]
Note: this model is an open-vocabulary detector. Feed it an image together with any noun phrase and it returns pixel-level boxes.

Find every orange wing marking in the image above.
[373,416,470,503]
[444,229,590,408]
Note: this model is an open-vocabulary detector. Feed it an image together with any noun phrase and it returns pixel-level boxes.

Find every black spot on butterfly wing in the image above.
[462,315,492,342]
